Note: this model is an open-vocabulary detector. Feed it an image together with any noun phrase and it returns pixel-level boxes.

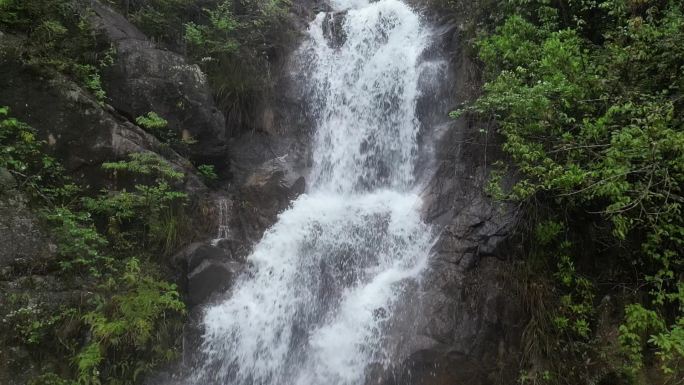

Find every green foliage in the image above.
[535,221,563,246]
[119,0,193,44]
[76,258,185,385]
[84,183,188,255]
[1,301,72,346]
[197,164,218,184]
[0,106,69,202]
[134,111,196,152]
[74,64,108,104]
[182,0,294,125]
[554,254,595,340]
[136,111,168,131]
[0,111,186,384]
[101,152,184,182]
[45,207,112,275]
[618,303,666,376]
[83,153,189,256]
[184,2,239,57]
[0,106,45,175]
[135,111,176,144]
[460,0,684,382]
[0,0,112,102]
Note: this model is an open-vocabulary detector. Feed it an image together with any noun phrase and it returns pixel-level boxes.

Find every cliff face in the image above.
[0,1,523,383]
[356,9,523,384]
[397,17,523,383]
[0,2,217,381]
[0,0,305,373]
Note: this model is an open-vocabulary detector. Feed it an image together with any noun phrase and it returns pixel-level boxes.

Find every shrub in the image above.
[182,0,294,129]
[0,110,187,384]
[197,164,218,184]
[76,258,185,384]
[86,153,189,255]
[459,0,684,382]
[0,0,111,102]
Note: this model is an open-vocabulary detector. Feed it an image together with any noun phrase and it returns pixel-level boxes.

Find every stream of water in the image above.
[193,0,435,383]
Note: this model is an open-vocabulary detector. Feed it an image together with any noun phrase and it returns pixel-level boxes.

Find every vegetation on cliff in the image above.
[456,0,684,383]
[0,0,112,101]
[0,107,187,384]
[111,0,295,130]
[0,0,294,382]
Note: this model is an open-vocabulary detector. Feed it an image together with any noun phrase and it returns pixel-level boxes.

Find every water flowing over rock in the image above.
[189,0,439,384]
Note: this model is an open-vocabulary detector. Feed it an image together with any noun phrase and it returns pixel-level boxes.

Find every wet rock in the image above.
[0,211,51,275]
[174,156,307,308]
[89,0,227,165]
[322,11,348,48]
[383,17,524,385]
[0,178,53,274]
[174,243,244,306]
[0,168,15,191]
[233,157,307,245]
[188,259,242,306]
[187,244,232,272]
[0,33,207,195]
[236,171,290,242]
[290,176,306,197]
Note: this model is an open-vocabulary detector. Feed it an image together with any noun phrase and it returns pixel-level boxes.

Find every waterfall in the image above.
[193,0,435,384]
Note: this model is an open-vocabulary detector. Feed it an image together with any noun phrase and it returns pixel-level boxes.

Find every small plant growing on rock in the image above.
[135,111,196,155]
[197,164,218,184]
[87,152,189,255]
[136,111,168,131]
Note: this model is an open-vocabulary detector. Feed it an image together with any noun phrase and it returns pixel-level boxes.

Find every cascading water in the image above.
[192,0,435,383]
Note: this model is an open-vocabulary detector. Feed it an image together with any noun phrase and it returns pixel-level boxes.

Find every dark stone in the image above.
[0,168,15,192]
[187,260,237,306]
[0,187,53,273]
[212,237,244,256]
[380,14,524,385]
[0,38,207,196]
[233,158,306,244]
[289,176,306,197]
[187,244,231,272]
[89,0,228,165]
[175,242,245,306]
[322,11,348,48]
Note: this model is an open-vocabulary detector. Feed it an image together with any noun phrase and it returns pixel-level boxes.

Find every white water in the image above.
[212,198,231,244]
[193,0,434,384]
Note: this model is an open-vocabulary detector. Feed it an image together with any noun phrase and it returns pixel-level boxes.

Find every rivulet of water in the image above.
[212,197,231,243]
[192,0,435,384]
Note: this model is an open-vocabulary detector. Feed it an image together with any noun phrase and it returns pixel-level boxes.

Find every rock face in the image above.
[172,243,243,306]
[89,0,227,165]
[322,11,348,48]
[0,13,221,382]
[0,1,309,383]
[0,172,83,385]
[0,170,53,275]
[381,15,524,385]
[0,37,207,196]
[174,160,307,310]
